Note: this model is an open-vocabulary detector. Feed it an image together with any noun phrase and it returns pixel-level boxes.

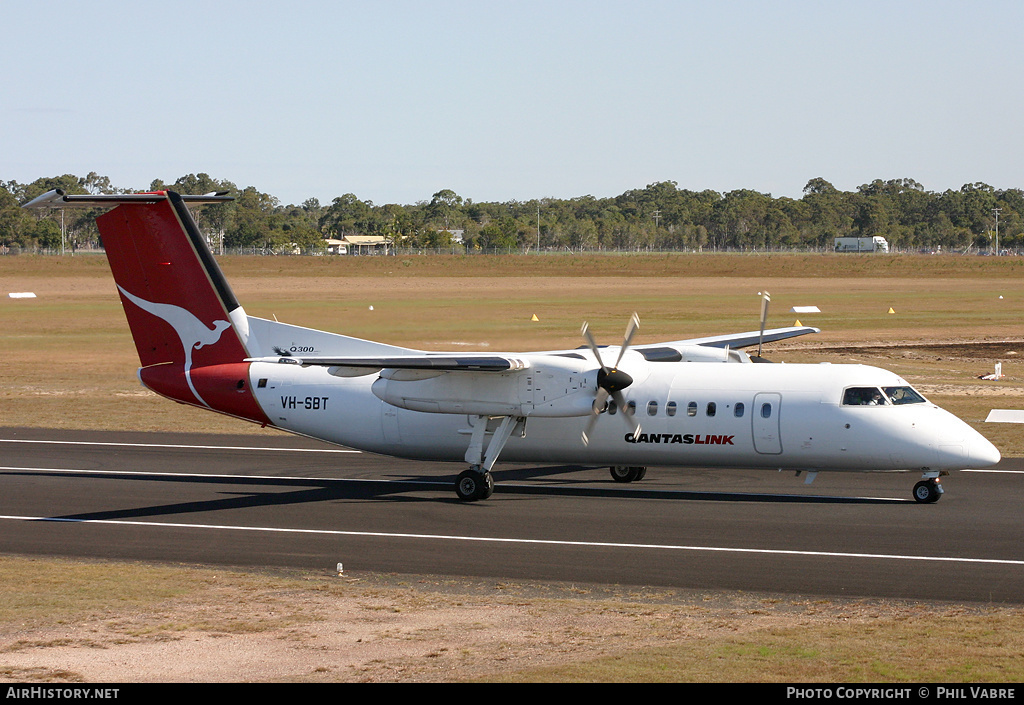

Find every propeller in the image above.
[756,290,770,358]
[581,312,642,445]
[752,290,772,362]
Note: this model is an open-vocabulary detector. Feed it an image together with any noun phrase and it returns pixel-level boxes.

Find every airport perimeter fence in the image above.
[3,244,1021,257]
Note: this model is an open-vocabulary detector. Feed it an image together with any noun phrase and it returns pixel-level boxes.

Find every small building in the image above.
[341,235,392,255]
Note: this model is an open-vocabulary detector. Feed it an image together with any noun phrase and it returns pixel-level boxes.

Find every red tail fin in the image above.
[93,192,269,424]
[98,193,246,368]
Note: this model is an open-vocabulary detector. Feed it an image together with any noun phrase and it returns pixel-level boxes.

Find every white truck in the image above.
[834,236,889,253]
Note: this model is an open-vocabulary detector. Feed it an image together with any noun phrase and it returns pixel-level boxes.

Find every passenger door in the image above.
[752,393,782,454]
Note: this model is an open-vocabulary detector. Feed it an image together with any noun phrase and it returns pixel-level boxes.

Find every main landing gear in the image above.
[610,466,647,483]
[456,466,495,501]
[455,415,525,501]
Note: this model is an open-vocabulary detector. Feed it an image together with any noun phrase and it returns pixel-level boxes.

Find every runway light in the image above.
[337,562,344,576]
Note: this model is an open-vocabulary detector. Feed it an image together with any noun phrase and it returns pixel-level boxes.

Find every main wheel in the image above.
[610,466,645,483]
[913,479,942,504]
[456,469,494,501]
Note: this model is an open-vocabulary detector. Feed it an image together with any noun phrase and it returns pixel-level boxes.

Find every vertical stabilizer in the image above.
[89,192,269,424]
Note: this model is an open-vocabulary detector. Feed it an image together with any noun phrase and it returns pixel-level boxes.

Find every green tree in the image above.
[225,186,279,249]
[427,189,464,230]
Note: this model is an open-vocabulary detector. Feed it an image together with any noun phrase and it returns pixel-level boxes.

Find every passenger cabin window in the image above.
[761,403,772,419]
[686,402,698,417]
[647,401,658,416]
[706,402,717,417]
[627,400,637,415]
[608,399,618,415]
[734,402,745,418]
[666,401,677,417]
[843,387,888,406]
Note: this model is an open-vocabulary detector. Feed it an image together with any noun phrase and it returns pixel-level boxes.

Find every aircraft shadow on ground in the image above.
[491,464,905,504]
[6,465,904,525]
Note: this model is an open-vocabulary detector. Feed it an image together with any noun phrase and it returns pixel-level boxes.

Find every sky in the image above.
[3,1,1022,207]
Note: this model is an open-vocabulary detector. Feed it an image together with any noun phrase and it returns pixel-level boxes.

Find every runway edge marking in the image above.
[0,439,359,453]
[1,514,1022,567]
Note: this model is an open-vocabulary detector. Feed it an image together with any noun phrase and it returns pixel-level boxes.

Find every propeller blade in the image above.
[581,388,610,446]
[757,291,770,358]
[612,390,641,440]
[614,312,640,368]
[580,321,609,373]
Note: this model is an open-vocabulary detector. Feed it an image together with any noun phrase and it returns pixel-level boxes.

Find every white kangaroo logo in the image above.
[118,286,232,407]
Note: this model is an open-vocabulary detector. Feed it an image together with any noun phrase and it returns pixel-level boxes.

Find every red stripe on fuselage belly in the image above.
[140,362,272,425]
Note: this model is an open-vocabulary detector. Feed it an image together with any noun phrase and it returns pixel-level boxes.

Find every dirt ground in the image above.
[2,573,733,683]
[1,567,1009,684]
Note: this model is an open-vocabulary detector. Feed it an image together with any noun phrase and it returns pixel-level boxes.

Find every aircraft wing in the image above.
[665,325,820,349]
[248,325,819,370]
[246,354,529,371]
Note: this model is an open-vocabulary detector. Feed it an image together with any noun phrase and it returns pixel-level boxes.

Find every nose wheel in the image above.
[913,478,943,504]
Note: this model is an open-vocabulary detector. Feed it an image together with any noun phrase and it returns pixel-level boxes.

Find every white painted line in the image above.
[0,513,1021,566]
[0,439,359,453]
[0,466,420,485]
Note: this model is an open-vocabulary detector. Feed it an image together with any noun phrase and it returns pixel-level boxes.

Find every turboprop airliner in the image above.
[25,189,1001,502]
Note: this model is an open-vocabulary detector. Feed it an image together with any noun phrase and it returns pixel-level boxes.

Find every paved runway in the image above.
[2,426,1022,603]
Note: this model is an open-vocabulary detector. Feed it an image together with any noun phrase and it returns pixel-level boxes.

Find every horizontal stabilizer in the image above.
[23,189,233,210]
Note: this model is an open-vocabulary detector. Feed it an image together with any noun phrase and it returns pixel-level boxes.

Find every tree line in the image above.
[2,172,1021,254]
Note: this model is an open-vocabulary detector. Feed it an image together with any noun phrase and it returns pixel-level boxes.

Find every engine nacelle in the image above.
[370,355,598,417]
[673,345,751,363]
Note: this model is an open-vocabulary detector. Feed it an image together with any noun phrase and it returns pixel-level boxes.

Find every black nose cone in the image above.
[598,368,633,393]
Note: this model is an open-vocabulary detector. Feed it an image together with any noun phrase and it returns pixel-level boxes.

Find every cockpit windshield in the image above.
[843,387,887,405]
[842,385,927,406]
[882,385,927,405]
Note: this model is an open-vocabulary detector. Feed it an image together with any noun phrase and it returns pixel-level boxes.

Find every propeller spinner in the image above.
[581,312,642,445]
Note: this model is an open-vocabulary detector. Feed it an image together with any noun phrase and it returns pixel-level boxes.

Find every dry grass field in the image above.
[3,251,1024,683]
[4,251,1024,450]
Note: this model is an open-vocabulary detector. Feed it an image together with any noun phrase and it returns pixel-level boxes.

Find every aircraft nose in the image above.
[969,433,1001,467]
[928,411,1000,469]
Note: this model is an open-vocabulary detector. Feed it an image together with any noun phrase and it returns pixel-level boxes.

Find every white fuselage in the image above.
[247,354,999,474]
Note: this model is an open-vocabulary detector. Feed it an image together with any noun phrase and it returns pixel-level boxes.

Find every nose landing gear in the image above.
[913,476,944,504]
